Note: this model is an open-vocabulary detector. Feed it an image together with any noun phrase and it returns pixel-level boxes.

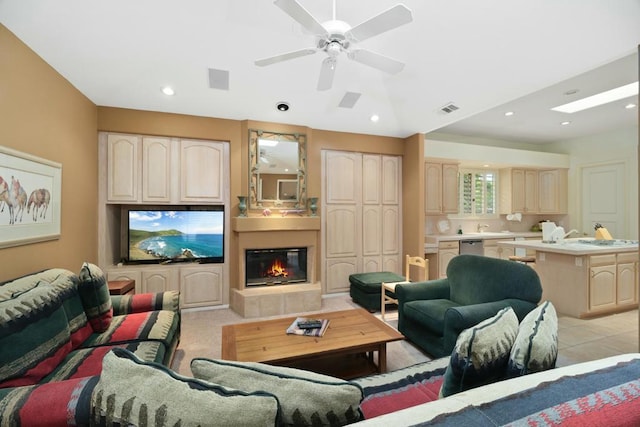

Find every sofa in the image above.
[1,266,639,426]
[0,264,180,424]
[397,254,542,357]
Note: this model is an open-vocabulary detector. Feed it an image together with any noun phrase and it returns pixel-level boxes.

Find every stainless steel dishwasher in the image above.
[459,239,484,255]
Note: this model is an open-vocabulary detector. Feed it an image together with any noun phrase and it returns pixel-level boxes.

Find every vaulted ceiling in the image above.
[1,0,638,142]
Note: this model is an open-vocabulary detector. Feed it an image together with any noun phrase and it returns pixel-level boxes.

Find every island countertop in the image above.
[497,238,639,256]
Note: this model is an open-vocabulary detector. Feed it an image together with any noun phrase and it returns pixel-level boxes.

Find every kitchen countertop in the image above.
[497,238,639,255]
[425,231,542,244]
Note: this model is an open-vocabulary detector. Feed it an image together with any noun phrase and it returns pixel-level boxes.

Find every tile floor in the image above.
[556,309,639,367]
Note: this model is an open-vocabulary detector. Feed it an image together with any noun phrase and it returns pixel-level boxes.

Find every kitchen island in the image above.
[498,238,639,318]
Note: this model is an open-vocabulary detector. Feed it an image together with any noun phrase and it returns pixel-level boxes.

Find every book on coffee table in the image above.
[286,317,330,337]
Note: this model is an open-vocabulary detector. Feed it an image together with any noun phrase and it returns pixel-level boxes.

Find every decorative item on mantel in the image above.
[262,208,271,217]
[308,197,318,217]
[280,209,305,217]
[238,195,247,217]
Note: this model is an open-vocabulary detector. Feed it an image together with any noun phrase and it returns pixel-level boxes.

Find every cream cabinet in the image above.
[588,253,637,314]
[105,133,225,204]
[438,241,459,278]
[107,134,139,202]
[180,264,224,308]
[323,151,401,293]
[425,162,458,214]
[106,264,222,308]
[538,169,568,214]
[500,168,568,215]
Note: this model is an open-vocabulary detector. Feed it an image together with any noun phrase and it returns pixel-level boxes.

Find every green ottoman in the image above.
[349,271,405,311]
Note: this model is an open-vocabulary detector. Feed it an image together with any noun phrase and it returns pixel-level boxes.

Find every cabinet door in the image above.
[381,156,400,205]
[382,205,400,255]
[617,262,637,305]
[325,258,358,293]
[362,154,381,204]
[539,169,568,214]
[141,269,177,294]
[441,164,459,213]
[424,162,443,214]
[589,265,616,311]
[483,245,500,259]
[325,151,360,204]
[107,134,139,202]
[180,140,224,203]
[142,137,171,203]
[362,256,382,273]
[325,205,359,258]
[524,170,539,213]
[180,265,223,308]
[439,249,458,279]
[362,205,381,256]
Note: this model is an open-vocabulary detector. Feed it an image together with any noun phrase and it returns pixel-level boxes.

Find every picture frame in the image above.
[0,146,62,248]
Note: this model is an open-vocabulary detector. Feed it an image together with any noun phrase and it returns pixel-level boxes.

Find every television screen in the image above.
[127,207,224,264]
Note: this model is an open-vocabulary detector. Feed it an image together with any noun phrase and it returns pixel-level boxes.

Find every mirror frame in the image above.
[248,129,307,210]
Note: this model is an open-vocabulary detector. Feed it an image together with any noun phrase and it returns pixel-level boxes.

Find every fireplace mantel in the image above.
[231,216,320,233]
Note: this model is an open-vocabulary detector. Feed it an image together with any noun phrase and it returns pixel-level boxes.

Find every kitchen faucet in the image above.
[477,223,490,233]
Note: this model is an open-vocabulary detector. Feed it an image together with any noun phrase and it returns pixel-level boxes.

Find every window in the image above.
[459,169,497,217]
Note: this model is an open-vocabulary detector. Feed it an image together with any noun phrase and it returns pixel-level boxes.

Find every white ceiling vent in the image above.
[208,68,229,90]
[440,102,459,114]
[338,92,362,109]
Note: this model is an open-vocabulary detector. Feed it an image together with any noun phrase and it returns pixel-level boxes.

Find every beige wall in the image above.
[0,24,98,281]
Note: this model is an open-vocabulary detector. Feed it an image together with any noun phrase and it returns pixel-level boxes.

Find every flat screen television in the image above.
[127,207,224,264]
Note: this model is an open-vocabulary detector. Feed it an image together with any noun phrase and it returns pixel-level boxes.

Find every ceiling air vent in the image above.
[440,102,459,114]
[208,68,229,90]
[338,92,362,109]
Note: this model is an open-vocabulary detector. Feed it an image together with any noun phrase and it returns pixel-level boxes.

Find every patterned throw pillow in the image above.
[439,307,519,398]
[78,262,113,332]
[92,349,281,427]
[191,358,364,426]
[507,300,558,377]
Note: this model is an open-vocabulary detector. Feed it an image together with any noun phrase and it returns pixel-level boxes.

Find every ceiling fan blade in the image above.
[255,48,317,67]
[346,4,413,43]
[348,49,405,74]
[274,0,328,36]
[317,57,337,91]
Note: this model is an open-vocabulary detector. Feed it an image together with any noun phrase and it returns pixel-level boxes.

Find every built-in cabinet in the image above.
[437,241,459,278]
[499,168,567,215]
[99,132,229,309]
[424,162,458,214]
[106,134,225,204]
[323,151,402,293]
[589,253,638,313]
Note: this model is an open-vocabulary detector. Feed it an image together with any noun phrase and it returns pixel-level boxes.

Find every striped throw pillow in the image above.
[78,263,113,332]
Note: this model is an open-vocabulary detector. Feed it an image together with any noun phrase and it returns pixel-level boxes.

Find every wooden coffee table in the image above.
[221,308,404,379]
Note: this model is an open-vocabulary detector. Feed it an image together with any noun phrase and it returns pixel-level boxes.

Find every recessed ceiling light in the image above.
[161,86,175,96]
[370,114,380,122]
[504,111,514,116]
[276,102,289,111]
[625,103,637,109]
[561,121,571,126]
[551,81,638,113]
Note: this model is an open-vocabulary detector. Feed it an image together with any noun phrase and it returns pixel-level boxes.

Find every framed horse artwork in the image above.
[0,146,61,248]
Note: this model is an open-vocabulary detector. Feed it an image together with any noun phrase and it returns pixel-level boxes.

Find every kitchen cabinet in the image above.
[589,255,617,312]
[438,241,459,278]
[105,133,225,204]
[538,169,568,214]
[425,162,458,214]
[500,168,568,215]
[616,253,638,305]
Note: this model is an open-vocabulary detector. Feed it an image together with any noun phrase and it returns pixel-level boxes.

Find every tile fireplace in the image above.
[245,247,307,287]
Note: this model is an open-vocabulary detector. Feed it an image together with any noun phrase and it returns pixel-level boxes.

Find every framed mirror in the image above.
[249,129,307,210]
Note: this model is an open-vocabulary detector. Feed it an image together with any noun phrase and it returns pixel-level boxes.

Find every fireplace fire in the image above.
[245,247,307,287]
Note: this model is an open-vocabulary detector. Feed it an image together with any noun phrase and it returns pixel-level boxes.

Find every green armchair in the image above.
[396,254,542,358]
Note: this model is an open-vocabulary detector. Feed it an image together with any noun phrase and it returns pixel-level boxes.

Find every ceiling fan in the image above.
[255,0,413,91]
